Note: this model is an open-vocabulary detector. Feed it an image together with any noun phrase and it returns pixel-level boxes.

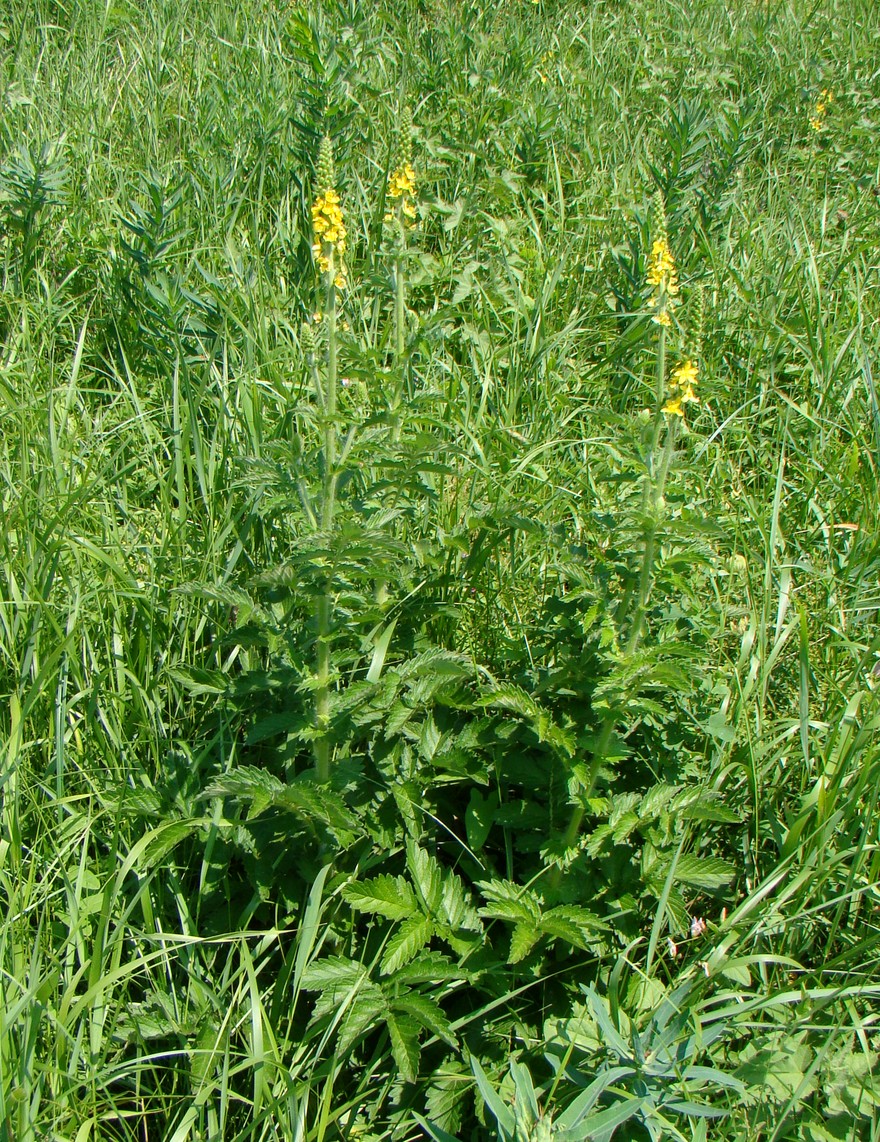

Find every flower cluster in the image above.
[809,88,833,132]
[662,358,699,418]
[647,236,679,326]
[385,107,417,229]
[311,136,346,289]
[311,189,346,288]
[384,162,417,223]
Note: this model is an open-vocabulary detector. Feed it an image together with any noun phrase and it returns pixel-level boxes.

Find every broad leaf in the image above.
[394,991,457,1046]
[673,854,736,890]
[509,923,542,964]
[386,1009,421,1082]
[343,875,419,921]
[381,916,434,975]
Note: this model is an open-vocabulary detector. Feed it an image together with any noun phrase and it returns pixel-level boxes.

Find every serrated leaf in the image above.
[611,810,640,843]
[136,820,202,870]
[639,783,681,819]
[407,842,444,913]
[301,955,366,992]
[413,1116,461,1142]
[423,1063,469,1136]
[478,879,542,925]
[169,666,229,696]
[540,907,607,951]
[673,854,736,890]
[392,952,468,985]
[381,916,434,975]
[311,972,381,1024]
[509,923,542,963]
[278,780,361,843]
[394,992,456,1046]
[386,1009,421,1082]
[335,984,388,1055]
[343,875,419,921]
[201,766,284,817]
[440,869,481,931]
[543,905,607,931]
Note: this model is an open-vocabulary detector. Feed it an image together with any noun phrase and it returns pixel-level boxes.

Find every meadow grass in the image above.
[1,0,879,1138]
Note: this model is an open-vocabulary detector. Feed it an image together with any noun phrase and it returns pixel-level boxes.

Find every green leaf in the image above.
[478,879,542,925]
[386,1009,421,1082]
[540,907,606,951]
[423,1062,469,1136]
[336,983,388,1055]
[414,1114,461,1142]
[301,955,366,992]
[366,617,398,683]
[381,916,435,975]
[392,952,468,984]
[394,992,457,1046]
[471,1058,515,1136]
[440,868,481,932]
[466,789,497,852]
[567,1096,647,1140]
[673,854,736,890]
[509,923,542,963]
[342,875,419,921]
[407,842,444,914]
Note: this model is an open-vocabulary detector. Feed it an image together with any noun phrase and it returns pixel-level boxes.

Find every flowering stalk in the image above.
[384,108,416,404]
[375,110,416,610]
[557,206,697,864]
[810,88,833,132]
[310,135,346,782]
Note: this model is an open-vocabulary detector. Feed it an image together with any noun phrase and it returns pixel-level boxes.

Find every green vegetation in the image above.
[2,0,879,1137]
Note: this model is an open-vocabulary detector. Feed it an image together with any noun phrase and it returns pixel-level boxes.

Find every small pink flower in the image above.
[690,916,707,938]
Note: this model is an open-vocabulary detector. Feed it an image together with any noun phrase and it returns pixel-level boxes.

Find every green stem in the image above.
[314,271,339,782]
[392,220,407,440]
[394,248,405,369]
[556,323,673,865]
[647,321,667,485]
[376,220,407,609]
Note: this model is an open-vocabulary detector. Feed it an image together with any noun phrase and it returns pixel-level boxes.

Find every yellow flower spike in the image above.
[664,359,699,418]
[646,199,679,326]
[386,110,417,232]
[810,88,833,132]
[311,136,347,286]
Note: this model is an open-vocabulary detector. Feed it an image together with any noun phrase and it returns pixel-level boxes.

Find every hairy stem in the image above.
[314,276,339,782]
[556,324,672,864]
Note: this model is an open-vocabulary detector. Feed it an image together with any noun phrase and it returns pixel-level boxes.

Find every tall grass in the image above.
[1,0,879,1138]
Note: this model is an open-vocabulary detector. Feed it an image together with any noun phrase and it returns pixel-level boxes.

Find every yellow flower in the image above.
[671,359,698,390]
[663,359,699,419]
[311,188,347,281]
[647,238,678,292]
[810,88,833,131]
[386,162,417,229]
[387,163,416,200]
[647,236,679,326]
